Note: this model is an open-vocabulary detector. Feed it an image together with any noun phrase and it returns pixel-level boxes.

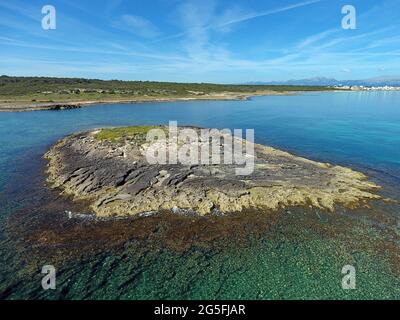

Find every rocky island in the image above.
[45,126,381,217]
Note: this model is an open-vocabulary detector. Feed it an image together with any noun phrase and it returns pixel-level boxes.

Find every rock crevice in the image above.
[44,126,381,217]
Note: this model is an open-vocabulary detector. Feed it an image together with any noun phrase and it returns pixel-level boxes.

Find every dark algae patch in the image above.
[1,93,400,300]
[1,126,399,300]
[4,193,400,299]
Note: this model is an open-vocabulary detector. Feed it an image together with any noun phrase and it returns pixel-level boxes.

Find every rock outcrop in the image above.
[48,104,82,110]
[44,126,381,217]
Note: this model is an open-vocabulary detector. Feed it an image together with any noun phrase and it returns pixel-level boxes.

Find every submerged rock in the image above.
[44,126,381,217]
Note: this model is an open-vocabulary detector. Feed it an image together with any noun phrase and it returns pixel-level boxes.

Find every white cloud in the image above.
[212,0,322,29]
[297,29,339,49]
[156,0,322,43]
[115,14,160,38]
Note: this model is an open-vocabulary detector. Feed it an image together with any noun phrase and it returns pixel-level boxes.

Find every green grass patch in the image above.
[94,126,165,142]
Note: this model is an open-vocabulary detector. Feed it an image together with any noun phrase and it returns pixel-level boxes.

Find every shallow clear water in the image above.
[0,91,399,299]
[2,91,400,182]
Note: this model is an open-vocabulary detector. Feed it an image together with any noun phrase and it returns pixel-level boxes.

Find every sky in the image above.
[0,0,399,83]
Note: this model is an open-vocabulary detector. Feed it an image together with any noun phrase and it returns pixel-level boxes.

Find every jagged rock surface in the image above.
[44,127,381,217]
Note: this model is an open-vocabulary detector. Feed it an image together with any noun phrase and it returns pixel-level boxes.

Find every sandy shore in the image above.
[0,90,294,112]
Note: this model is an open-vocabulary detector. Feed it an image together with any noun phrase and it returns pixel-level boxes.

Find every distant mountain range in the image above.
[245,76,400,87]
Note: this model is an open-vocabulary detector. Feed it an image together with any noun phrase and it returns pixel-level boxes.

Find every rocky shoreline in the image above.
[44,126,382,217]
[48,104,82,110]
[0,102,83,112]
[0,91,292,112]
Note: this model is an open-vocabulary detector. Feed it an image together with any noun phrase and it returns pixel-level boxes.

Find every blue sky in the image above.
[0,0,399,83]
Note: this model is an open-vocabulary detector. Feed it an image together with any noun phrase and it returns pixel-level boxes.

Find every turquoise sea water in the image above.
[0,91,399,299]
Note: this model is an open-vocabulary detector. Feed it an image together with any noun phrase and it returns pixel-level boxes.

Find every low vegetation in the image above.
[0,75,337,104]
[94,126,163,142]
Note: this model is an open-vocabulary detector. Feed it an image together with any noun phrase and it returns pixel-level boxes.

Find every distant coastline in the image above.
[0,75,337,112]
[245,76,400,87]
[0,90,293,112]
[3,87,399,112]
